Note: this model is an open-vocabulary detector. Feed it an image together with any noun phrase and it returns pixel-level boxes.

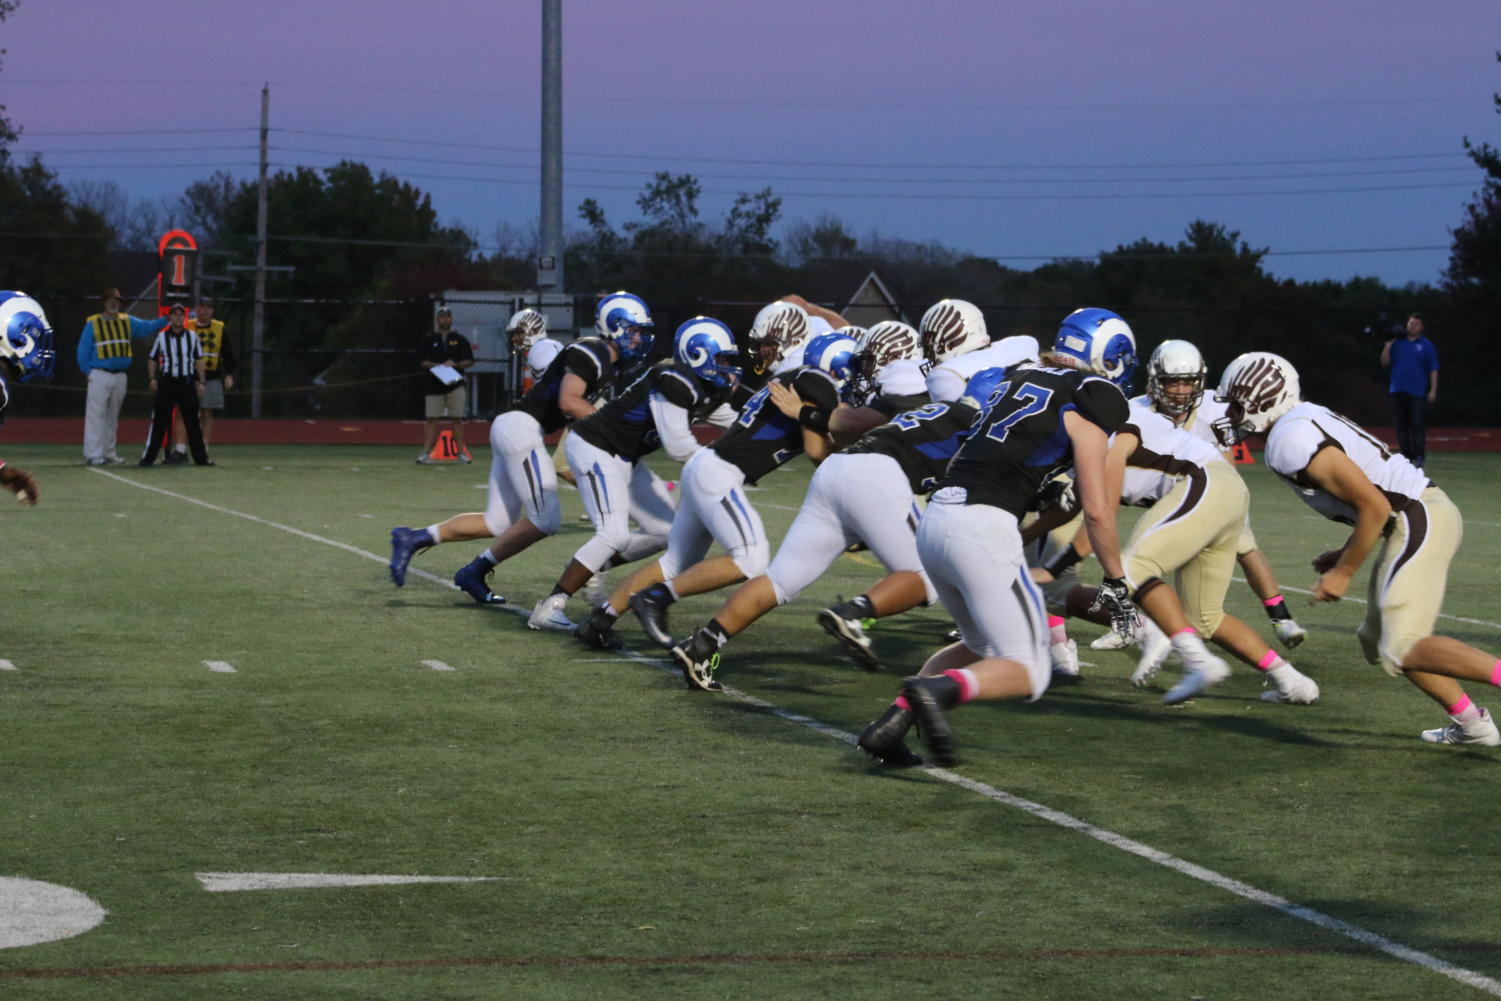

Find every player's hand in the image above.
[767,381,803,419]
[1311,567,1352,603]
[1311,547,1344,574]
[1089,577,1137,639]
[0,464,40,505]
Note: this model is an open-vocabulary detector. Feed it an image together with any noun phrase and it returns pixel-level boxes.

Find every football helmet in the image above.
[919,299,988,365]
[674,316,742,388]
[0,291,56,384]
[506,308,548,352]
[835,324,869,347]
[848,320,922,403]
[749,301,809,363]
[802,331,860,390]
[594,291,655,362]
[1051,308,1136,389]
[957,365,1009,412]
[1145,339,1207,417]
[1213,352,1300,444]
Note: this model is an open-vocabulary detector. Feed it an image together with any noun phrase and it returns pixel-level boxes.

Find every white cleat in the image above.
[1420,708,1501,746]
[1130,620,1173,687]
[1272,618,1308,648]
[527,593,576,632]
[1050,639,1081,680]
[1260,667,1320,705]
[1162,636,1231,705]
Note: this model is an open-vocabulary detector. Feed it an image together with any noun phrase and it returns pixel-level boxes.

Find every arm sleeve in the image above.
[704,402,738,429]
[925,365,966,403]
[648,392,701,462]
[130,316,169,337]
[1074,378,1130,434]
[527,339,562,378]
[77,323,95,373]
[793,368,840,411]
[563,342,605,383]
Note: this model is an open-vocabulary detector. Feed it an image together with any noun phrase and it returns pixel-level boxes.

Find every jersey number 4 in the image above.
[983,382,1055,445]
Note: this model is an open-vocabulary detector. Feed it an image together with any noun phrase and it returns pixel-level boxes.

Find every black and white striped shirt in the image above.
[149,327,204,379]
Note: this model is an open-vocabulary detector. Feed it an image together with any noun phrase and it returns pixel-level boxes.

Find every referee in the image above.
[139,303,214,467]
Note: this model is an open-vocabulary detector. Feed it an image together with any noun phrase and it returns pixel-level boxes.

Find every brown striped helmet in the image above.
[1214,351,1300,444]
[919,299,987,364]
[506,308,548,351]
[749,301,810,363]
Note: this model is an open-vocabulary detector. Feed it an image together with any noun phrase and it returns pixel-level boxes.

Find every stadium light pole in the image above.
[537,0,563,293]
[252,83,269,418]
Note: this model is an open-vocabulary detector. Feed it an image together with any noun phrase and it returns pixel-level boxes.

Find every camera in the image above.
[1363,312,1402,340]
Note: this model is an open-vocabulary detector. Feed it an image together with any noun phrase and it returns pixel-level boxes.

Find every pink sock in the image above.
[1173,627,1197,638]
[893,695,912,712]
[1262,595,1285,608]
[944,668,979,703]
[1446,694,1475,718]
[1490,660,1501,688]
[1048,615,1068,645]
[1256,649,1285,672]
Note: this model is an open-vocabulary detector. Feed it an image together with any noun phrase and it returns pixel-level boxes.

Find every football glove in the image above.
[1088,576,1136,640]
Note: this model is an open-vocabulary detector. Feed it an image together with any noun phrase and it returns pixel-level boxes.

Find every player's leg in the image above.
[1235,514,1306,647]
[102,371,128,462]
[531,435,631,630]
[138,387,174,465]
[178,387,211,464]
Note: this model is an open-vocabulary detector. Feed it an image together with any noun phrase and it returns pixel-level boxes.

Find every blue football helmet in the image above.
[594,291,655,362]
[0,291,56,384]
[1052,307,1136,389]
[957,366,1010,413]
[674,316,741,388]
[801,332,860,390]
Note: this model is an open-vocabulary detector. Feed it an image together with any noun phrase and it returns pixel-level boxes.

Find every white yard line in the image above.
[92,469,1501,996]
[0,659,16,671]
[202,661,237,674]
[421,660,457,672]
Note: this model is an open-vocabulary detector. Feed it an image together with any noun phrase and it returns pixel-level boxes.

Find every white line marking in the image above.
[0,659,15,671]
[572,657,669,664]
[203,660,236,674]
[422,660,457,672]
[98,470,1501,994]
[757,502,801,513]
[0,877,107,948]
[195,872,500,892]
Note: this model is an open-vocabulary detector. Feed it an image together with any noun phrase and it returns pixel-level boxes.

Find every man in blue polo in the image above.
[77,287,169,466]
[1380,313,1439,468]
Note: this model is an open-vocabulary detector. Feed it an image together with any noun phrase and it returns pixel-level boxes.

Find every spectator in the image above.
[416,305,475,464]
[1380,313,1439,467]
[76,287,168,466]
[166,296,235,463]
[139,303,212,467]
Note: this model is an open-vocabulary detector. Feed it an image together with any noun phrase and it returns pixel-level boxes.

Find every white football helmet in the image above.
[834,324,868,347]
[506,308,548,352]
[1146,339,1207,417]
[919,299,987,365]
[749,301,810,363]
[1214,351,1301,444]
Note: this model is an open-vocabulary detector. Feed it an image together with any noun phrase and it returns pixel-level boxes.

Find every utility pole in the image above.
[537,0,563,292]
[252,83,269,418]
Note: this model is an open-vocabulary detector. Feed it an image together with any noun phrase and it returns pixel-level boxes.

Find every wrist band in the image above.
[1044,547,1084,577]
[797,405,830,433]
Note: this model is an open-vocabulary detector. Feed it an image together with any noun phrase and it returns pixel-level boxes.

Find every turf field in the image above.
[1,443,1499,1000]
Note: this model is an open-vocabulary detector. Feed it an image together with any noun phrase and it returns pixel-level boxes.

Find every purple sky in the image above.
[4,0,1498,286]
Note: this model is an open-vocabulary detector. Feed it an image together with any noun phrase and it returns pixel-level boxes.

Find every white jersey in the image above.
[1129,392,1230,454]
[1116,402,1226,506]
[877,358,928,398]
[1264,401,1431,525]
[773,316,835,375]
[525,337,563,380]
[926,335,1041,402]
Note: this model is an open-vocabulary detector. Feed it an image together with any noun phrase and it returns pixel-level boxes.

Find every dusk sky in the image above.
[4,0,1498,287]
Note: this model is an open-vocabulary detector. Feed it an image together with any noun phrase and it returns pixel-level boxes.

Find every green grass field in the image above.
[1,443,1499,1000]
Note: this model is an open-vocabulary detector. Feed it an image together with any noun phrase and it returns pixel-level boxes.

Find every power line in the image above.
[19,128,257,137]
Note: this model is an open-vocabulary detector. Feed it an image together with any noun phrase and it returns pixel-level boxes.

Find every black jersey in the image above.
[710,366,840,485]
[940,365,1129,518]
[573,360,731,463]
[844,400,981,494]
[869,390,932,419]
[512,337,616,434]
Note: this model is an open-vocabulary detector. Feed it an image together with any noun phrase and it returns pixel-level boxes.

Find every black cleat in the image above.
[163,451,188,465]
[817,603,881,672]
[670,633,723,692]
[575,607,623,650]
[900,676,960,767]
[857,704,923,767]
[629,587,675,648]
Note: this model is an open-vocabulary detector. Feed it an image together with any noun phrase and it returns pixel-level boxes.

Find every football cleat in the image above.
[629,587,675,648]
[1419,708,1501,746]
[816,602,880,672]
[388,526,433,587]
[453,557,505,605]
[856,704,923,767]
[1272,618,1308,648]
[1259,667,1320,705]
[1050,639,1081,682]
[671,635,723,692]
[527,593,575,632]
[1161,648,1232,705]
[1130,619,1173,687]
[900,676,960,767]
[415,453,433,464]
[575,607,623,651]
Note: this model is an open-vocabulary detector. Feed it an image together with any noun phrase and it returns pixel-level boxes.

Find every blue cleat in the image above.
[389,526,434,587]
[453,557,505,605]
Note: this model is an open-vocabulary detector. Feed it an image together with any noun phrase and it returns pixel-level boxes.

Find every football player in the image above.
[507,308,561,387]
[832,320,930,440]
[659,366,1010,686]
[747,294,848,379]
[528,317,741,631]
[1218,352,1501,746]
[1122,339,1308,648]
[595,333,853,668]
[919,298,1040,403]
[857,309,1138,767]
[387,291,653,603]
[0,291,57,503]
